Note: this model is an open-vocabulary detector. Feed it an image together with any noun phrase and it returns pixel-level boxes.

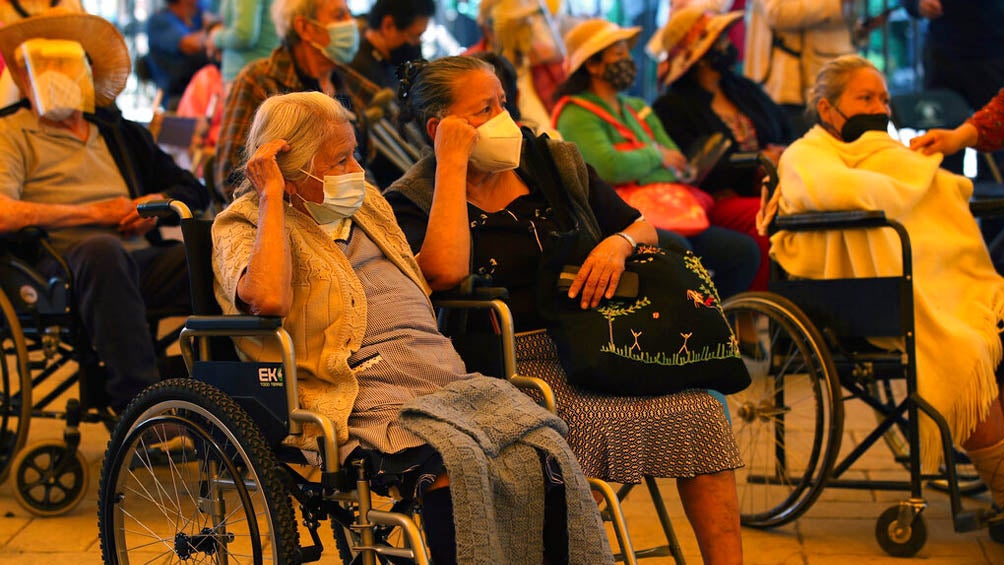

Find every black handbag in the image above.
[541,244,751,397]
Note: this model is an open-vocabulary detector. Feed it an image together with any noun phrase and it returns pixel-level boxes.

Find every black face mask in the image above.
[602,58,637,91]
[704,43,739,73]
[389,43,423,67]
[824,104,890,142]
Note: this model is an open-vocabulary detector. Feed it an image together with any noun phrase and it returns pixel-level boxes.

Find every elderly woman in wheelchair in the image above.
[768,54,1004,524]
[385,55,746,565]
[206,90,610,564]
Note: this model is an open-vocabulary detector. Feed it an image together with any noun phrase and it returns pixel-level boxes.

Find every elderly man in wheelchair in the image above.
[763,54,1004,539]
[0,10,208,513]
[96,90,613,564]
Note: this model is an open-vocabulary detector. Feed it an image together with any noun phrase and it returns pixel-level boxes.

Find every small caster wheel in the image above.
[875,505,927,557]
[11,440,89,517]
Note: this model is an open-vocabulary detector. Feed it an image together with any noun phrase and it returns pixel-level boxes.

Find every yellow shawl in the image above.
[771,126,1004,470]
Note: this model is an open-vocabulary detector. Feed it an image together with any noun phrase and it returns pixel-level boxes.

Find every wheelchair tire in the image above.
[0,290,32,484]
[10,439,89,516]
[722,292,844,527]
[875,505,927,557]
[98,378,299,564]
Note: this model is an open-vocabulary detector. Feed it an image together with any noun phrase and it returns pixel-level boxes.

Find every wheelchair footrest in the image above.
[956,509,982,533]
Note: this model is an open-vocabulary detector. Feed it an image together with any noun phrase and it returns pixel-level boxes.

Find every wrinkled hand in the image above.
[246,139,291,201]
[433,115,478,165]
[918,0,942,18]
[909,127,968,156]
[656,145,687,172]
[568,235,633,309]
[762,143,786,166]
[88,196,136,227]
[117,194,163,238]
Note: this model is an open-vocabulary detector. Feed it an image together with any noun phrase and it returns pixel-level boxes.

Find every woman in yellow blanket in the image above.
[770,54,1004,512]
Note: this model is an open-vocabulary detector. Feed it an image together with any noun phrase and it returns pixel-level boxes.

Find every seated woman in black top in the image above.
[651,7,793,290]
[384,55,744,565]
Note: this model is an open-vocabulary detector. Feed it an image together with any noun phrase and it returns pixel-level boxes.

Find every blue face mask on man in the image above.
[310,19,360,64]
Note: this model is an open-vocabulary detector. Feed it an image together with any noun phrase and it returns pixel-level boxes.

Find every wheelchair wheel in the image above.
[875,505,927,557]
[10,439,88,516]
[98,378,299,564]
[0,290,31,484]
[722,292,844,527]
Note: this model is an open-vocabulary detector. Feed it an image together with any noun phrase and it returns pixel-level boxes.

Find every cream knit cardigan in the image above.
[212,186,431,451]
[771,126,1004,470]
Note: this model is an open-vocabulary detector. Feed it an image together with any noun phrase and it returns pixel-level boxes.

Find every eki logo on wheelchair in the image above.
[257,366,284,387]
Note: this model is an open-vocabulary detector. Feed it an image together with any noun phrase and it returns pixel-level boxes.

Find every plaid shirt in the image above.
[214,44,381,198]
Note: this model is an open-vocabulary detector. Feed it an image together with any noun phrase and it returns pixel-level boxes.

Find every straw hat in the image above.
[0,10,130,106]
[479,0,539,25]
[655,7,742,86]
[563,18,640,76]
[0,0,83,25]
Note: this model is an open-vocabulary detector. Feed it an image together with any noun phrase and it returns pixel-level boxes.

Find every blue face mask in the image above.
[310,19,360,64]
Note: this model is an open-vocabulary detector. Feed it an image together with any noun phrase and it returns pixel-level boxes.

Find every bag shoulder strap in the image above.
[552,95,654,147]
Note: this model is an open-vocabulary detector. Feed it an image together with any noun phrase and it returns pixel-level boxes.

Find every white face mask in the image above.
[31,70,83,122]
[297,169,366,224]
[469,111,523,173]
[309,19,360,64]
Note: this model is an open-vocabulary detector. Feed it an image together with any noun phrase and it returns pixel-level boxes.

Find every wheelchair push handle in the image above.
[137,199,193,222]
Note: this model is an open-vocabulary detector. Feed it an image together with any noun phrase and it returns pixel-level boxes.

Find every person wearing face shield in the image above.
[348,0,434,91]
[215,0,383,200]
[385,56,745,565]
[651,7,793,292]
[465,0,567,138]
[0,11,208,414]
[552,18,759,301]
[216,89,613,565]
[767,55,1004,523]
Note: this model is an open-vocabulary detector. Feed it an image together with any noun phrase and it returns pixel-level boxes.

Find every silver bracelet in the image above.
[614,231,636,249]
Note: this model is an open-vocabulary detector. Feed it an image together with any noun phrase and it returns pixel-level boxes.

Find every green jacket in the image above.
[555,92,679,185]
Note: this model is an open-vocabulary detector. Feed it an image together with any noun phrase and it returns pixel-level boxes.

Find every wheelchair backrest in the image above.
[177,212,291,447]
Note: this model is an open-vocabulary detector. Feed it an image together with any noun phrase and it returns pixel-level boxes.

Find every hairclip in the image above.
[396,59,428,102]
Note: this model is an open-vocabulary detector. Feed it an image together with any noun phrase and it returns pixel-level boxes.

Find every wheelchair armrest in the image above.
[184,315,283,332]
[138,199,194,222]
[774,210,889,232]
[432,286,509,301]
[431,274,509,301]
[970,198,1004,218]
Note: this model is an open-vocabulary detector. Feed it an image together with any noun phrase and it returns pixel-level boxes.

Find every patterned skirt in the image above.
[515,330,743,484]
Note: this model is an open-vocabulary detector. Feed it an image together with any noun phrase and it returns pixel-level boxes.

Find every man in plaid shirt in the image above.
[215,0,381,199]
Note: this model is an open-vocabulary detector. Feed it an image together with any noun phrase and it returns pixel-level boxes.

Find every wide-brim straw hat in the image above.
[0,10,130,106]
[564,18,641,76]
[654,7,742,86]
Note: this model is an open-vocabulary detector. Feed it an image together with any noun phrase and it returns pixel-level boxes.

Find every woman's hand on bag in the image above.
[434,115,479,166]
[568,236,633,309]
[246,139,291,202]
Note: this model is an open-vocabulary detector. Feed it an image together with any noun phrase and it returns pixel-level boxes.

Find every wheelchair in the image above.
[0,228,183,517]
[434,282,693,565]
[719,157,1003,557]
[97,200,429,564]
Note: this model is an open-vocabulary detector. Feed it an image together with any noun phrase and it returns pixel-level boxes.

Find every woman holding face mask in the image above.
[767,55,1004,520]
[386,56,745,565]
[552,18,759,299]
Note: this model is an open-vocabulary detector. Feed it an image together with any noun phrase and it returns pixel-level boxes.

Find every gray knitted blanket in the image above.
[398,377,612,565]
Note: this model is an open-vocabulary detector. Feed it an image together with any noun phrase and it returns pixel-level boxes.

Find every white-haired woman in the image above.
[211,90,612,565]
[771,55,1004,516]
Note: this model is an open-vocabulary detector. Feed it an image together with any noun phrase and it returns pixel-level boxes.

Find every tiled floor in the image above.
[0,367,1002,563]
